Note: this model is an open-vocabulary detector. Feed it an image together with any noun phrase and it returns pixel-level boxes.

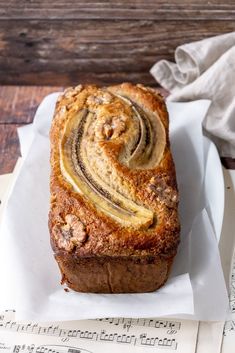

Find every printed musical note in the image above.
[0,322,179,350]
[221,236,235,353]
[9,345,92,353]
[96,318,181,331]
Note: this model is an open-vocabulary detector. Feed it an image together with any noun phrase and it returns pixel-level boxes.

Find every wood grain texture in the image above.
[1,1,235,20]
[0,86,62,174]
[0,19,234,86]
[0,86,62,124]
[0,124,21,174]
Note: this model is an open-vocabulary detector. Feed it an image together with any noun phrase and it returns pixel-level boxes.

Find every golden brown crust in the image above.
[49,82,180,293]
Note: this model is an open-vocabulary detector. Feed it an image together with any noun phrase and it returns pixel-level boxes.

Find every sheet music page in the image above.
[0,310,15,322]
[221,252,235,353]
[0,316,199,353]
[221,169,235,353]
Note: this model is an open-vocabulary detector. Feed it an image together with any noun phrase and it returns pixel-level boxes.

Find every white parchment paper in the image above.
[0,94,228,321]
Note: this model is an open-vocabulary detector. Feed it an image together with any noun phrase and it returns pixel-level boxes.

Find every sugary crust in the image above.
[49,82,180,293]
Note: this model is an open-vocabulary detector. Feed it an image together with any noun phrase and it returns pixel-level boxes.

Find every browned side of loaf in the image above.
[55,253,174,293]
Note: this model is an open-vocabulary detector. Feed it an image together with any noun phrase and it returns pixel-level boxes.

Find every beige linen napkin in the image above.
[150,32,235,158]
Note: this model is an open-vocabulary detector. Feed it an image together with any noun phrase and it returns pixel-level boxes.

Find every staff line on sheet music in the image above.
[0,321,178,350]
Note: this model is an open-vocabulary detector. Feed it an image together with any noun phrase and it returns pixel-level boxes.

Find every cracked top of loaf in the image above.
[49,83,180,259]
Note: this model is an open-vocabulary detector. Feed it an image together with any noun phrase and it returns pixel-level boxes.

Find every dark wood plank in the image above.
[0,20,235,86]
[0,124,21,174]
[0,86,63,174]
[0,86,62,123]
[1,1,235,20]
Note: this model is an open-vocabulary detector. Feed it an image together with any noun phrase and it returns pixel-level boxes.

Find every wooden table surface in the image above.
[0,1,235,86]
[0,86,63,174]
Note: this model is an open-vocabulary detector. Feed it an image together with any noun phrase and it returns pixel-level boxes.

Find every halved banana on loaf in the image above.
[49,83,180,293]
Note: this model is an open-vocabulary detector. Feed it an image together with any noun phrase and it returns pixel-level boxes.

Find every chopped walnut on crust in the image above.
[95,115,127,140]
[87,92,113,106]
[54,214,88,252]
[64,85,83,98]
[56,85,84,113]
[148,174,178,208]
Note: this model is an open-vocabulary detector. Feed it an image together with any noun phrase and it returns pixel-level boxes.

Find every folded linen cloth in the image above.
[150,32,235,159]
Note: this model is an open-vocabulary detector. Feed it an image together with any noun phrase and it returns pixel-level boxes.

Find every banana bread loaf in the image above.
[49,83,180,293]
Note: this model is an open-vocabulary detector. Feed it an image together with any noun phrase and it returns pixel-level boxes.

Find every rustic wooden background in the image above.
[1,1,235,173]
[1,1,235,86]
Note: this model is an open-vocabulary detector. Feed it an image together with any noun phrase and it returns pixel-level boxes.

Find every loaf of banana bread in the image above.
[49,82,180,293]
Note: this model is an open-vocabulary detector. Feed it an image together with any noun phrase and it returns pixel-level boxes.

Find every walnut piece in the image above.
[87,92,113,105]
[55,214,87,252]
[95,115,127,140]
[64,85,83,99]
[148,174,178,208]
